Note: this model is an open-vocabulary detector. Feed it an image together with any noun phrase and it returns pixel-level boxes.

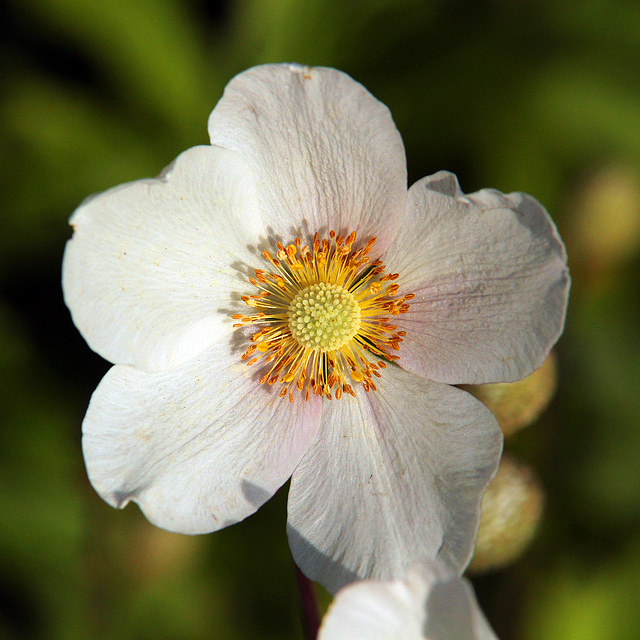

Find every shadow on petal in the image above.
[241,480,273,509]
[423,578,476,639]
[111,489,139,509]
[286,525,359,594]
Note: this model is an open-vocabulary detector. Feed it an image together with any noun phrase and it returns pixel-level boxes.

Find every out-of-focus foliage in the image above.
[1,0,639,638]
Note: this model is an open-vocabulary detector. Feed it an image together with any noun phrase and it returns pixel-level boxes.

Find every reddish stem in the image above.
[295,566,321,640]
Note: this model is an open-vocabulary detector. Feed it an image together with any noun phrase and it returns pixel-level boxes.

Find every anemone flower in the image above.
[319,561,498,640]
[63,64,569,594]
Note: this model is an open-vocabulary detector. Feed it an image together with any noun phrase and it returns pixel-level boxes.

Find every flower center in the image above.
[288,283,361,352]
[232,231,414,402]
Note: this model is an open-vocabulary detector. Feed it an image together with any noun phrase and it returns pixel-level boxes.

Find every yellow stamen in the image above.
[232,231,412,400]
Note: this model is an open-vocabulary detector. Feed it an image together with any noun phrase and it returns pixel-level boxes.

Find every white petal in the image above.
[208,64,407,255]
[82,339,322,534]
[63,145,265,372]
[287,366,502,594]
[385,171,570,384]
[319,562,499,640]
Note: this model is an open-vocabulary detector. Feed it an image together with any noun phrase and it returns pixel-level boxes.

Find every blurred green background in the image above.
[2,0,640,638]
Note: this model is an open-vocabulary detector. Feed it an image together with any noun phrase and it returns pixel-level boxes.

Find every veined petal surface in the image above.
[287,366,502,594]
[63,145,264,372]
[82,340,322,534]
[319,562,498,640]
[385,171,570,384]
[208,64,407,255]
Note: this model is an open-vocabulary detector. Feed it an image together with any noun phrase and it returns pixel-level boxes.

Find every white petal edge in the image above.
[208,63,407,256]
[63,145,266,372]
[286,366,502,594]
[319,561,499,640]
[384,171,570,384]
[82,339,322,534]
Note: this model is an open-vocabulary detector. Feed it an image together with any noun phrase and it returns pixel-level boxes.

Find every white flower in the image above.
[319,561,498,640]
[62,64,569,594]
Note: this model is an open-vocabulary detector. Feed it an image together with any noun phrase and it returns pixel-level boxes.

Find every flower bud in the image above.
[571,164,640,271]
[468,454,544,573]
[462,352,557,437]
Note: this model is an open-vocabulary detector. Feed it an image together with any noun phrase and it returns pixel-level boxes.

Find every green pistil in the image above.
[288,283,361,352]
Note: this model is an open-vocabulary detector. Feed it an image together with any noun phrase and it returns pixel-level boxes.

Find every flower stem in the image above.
[295,566,321,640]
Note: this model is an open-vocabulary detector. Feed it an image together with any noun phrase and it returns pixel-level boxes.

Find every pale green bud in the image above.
[468,454,544,574]
[462,352,557,437]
